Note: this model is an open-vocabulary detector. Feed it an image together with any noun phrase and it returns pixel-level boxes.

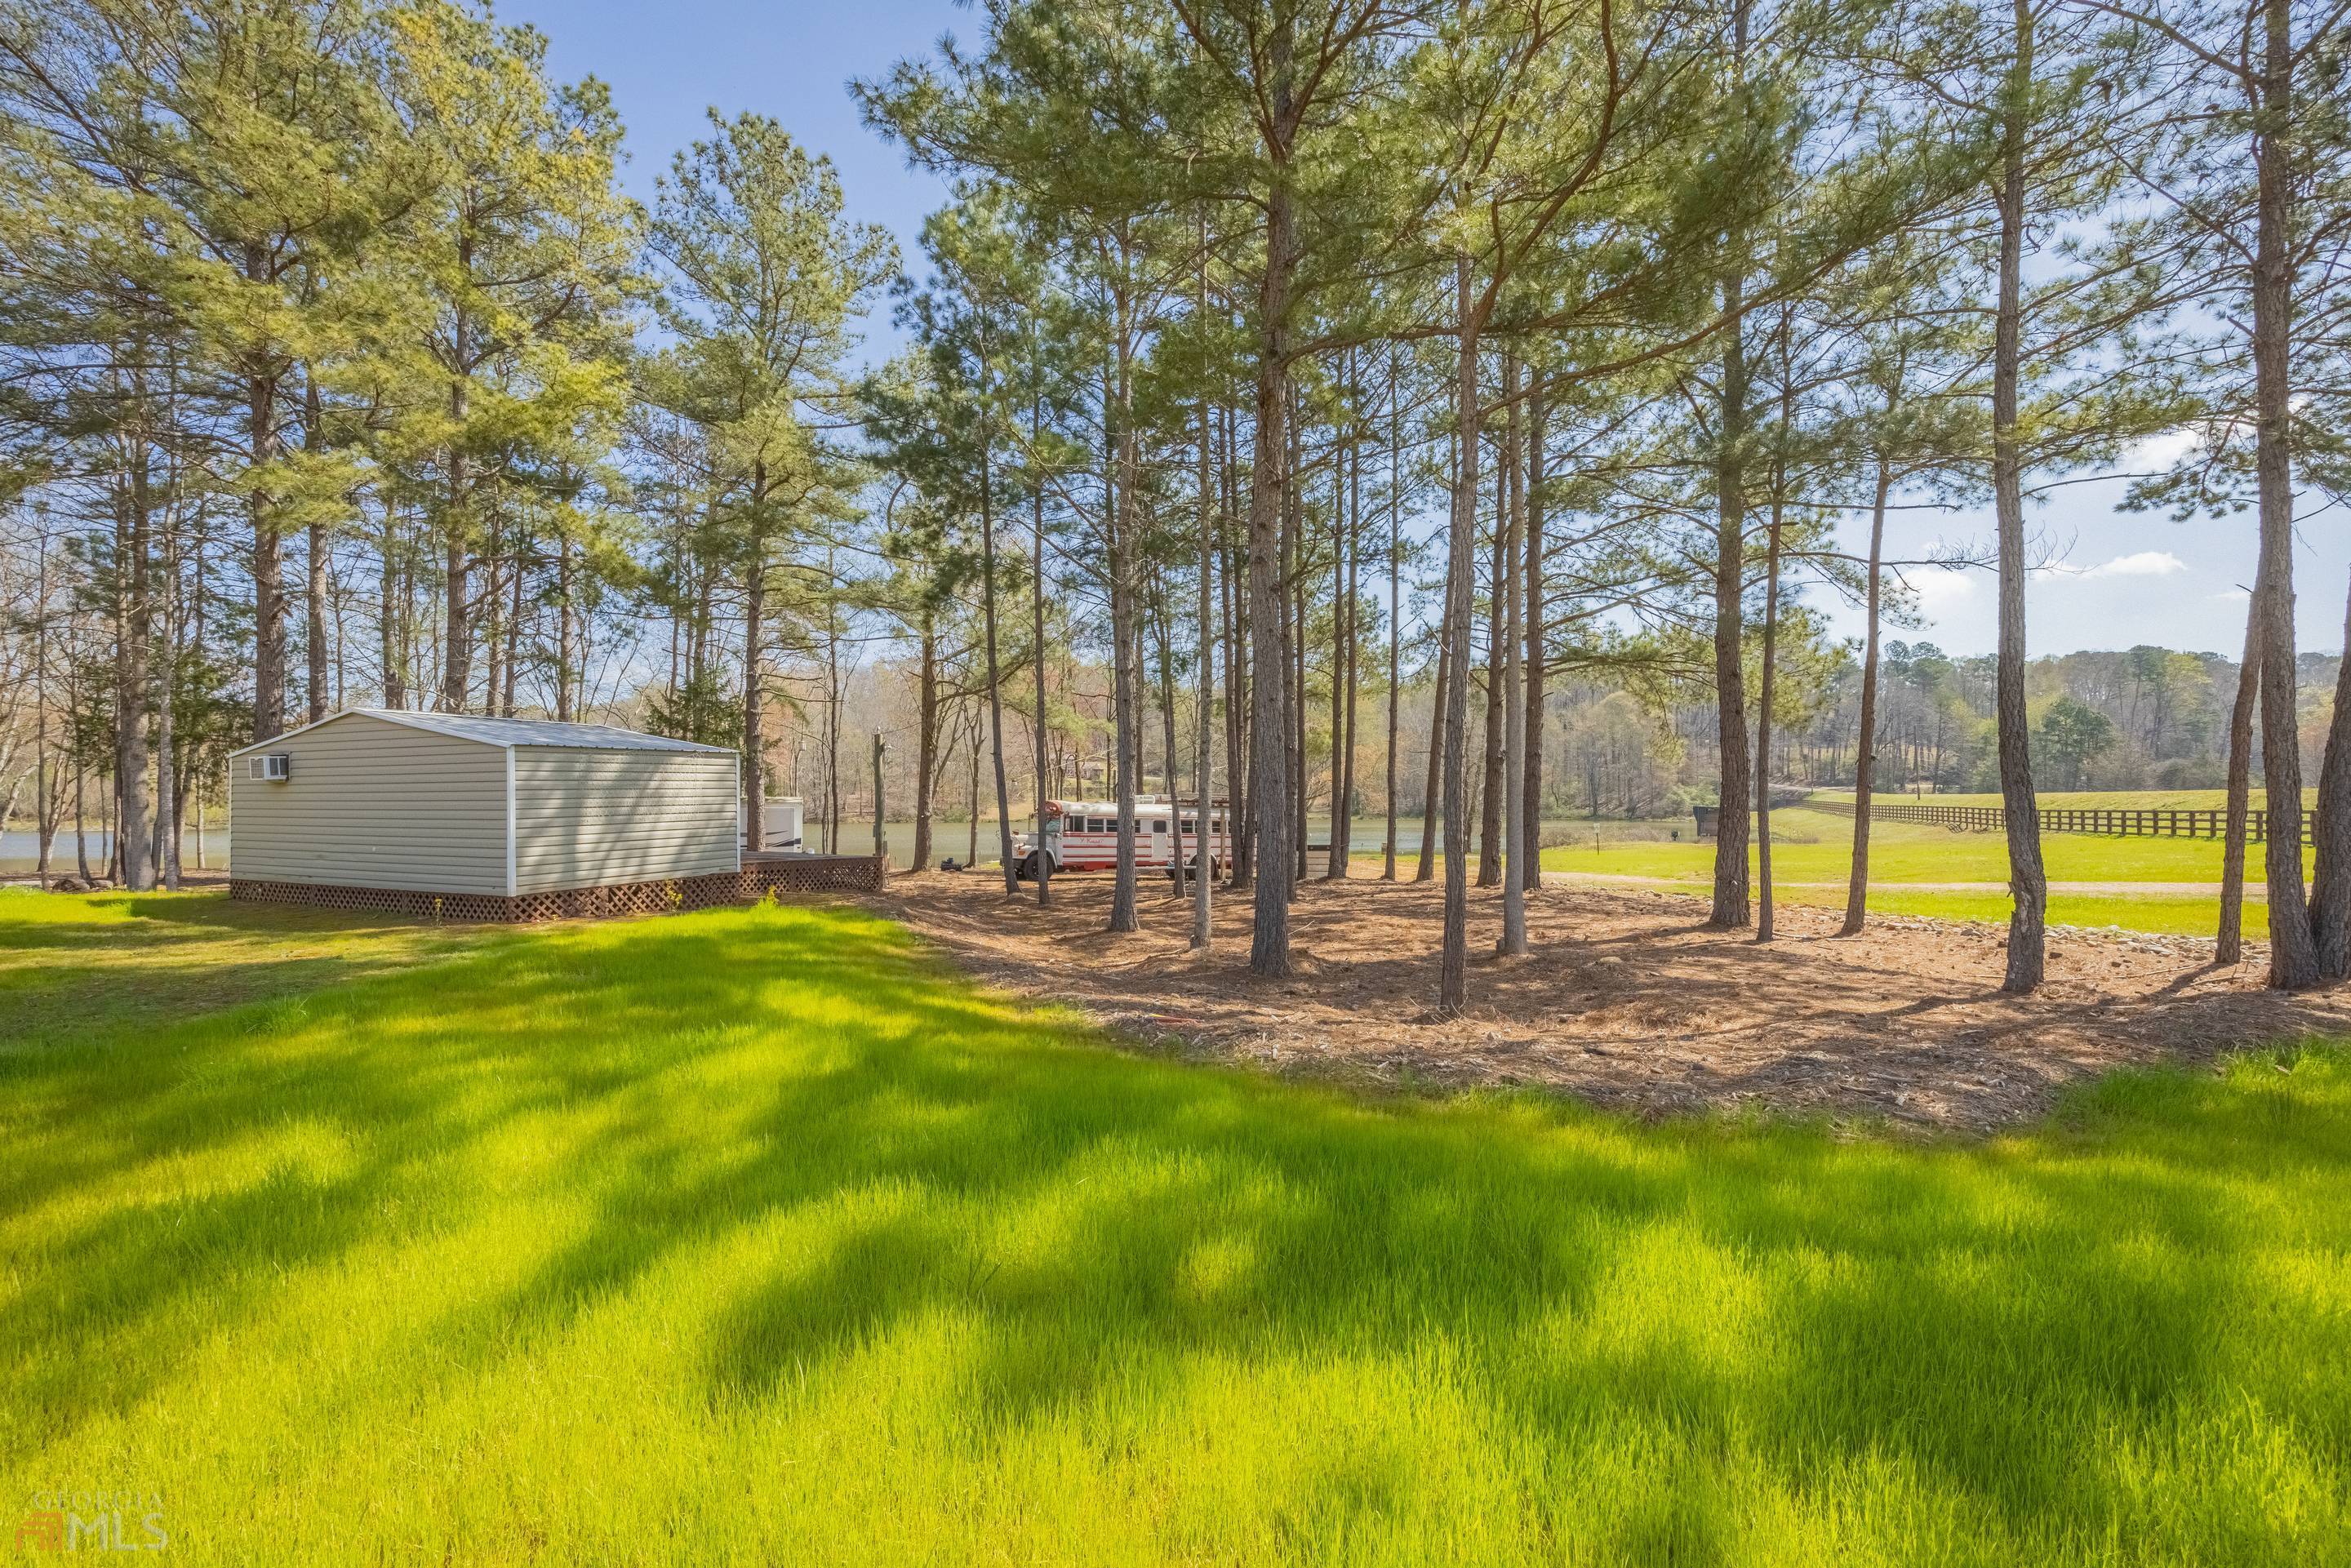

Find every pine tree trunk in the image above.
[1221,410,1251,889]
[2251,0,2318,986]
[1158,583,1184,897]
[440,349,470,715]
[2308,570,2351,975]
[1107,398,1143,925]
[2217,579,2263,965]
[1192,345,1215,946]
[556,538,576,722]
[37,746,54,889]
[1520,381,1546,892]
[304,521,329,724]
[249,260,287,742]
[1841,460,1891,935]
[304,374,330,723]
[914,609,938,875]
[1325,443,1349,880]
[1497,354,1527,957]
[1337,413,1361,880]
[33,540,54,888]
[34,632,52,890]
[74,755,91,884]
[1439,258,1486,1015]
[1756,502,1783,942]
[825,591,842,853]
[1478,424,1506,890]
[380,515,404,708]
[154,712,176,890]
[743,481,767,853]
[1385,363,1403,882]
[482,543,503,718]
[1032,393,1056,904]
[441,531,469,713]
[1286,400,1306,899]
[502,548,523,717]
[1417,576,1451,884]
[981,437,1018,896]
[115,441,154,893]
[1710,275,1752,929]
[251,442,287,735]
[1248,139,1296,975]
[1993,0,2049,992]
[155,520,179,891]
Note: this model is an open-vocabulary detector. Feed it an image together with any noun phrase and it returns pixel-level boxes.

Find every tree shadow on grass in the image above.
[4,899,2347,1559]
[0,889,425,944]
[534,918,2339,1549]
[0,891,502,1055]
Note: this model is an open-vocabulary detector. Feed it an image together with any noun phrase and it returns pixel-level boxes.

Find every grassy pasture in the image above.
[3,887,2348,1564]
[1535,809,2295,936]
[1538,808,2304,886]
[1819,788,2248,813]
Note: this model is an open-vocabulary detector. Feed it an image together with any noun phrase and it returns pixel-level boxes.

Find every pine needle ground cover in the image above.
[2,889,2345,1565]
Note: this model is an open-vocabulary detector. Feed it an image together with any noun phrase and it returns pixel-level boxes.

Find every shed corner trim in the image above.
[504,744,518,896]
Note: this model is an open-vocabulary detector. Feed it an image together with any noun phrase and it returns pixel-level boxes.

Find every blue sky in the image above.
[507,0,2343,661]
[507,0,960,305]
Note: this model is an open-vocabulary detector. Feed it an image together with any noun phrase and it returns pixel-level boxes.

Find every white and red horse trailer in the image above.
[1014,798,1232,881]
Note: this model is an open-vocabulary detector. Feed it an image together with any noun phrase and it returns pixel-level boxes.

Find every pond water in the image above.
[4,814,1699,876]
[2,828,231,876]
[808,814,1696,868]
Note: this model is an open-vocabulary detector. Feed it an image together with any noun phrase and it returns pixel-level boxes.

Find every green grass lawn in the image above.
[4,888,2348,1565]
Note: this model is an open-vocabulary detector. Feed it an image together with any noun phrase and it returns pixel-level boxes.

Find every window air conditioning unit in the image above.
[248,753,291,782]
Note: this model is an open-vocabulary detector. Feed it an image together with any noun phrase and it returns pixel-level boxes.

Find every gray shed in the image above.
[226,710,740,903]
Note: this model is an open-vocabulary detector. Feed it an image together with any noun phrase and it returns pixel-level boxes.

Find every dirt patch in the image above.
[870,870,2351,1132]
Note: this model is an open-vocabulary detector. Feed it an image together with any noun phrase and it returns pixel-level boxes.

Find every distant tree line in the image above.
[1736,643,2349,797]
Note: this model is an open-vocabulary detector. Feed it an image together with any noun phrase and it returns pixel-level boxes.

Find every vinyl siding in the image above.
[229,714,509,892]
[511,748,739,893]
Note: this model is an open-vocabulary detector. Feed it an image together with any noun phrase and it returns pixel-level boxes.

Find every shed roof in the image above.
[229,708,735,757]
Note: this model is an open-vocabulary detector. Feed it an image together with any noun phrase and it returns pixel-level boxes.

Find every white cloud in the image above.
[1904,567,1976,610]
[2075,550,2188,580]
[2124,428,2203,470]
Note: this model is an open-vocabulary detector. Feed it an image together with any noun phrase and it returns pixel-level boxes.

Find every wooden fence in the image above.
[1809,798,2309,845]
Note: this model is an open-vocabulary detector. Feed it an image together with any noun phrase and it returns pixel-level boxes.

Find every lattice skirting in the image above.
[744,855,887,897]
[230,855,885,923]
